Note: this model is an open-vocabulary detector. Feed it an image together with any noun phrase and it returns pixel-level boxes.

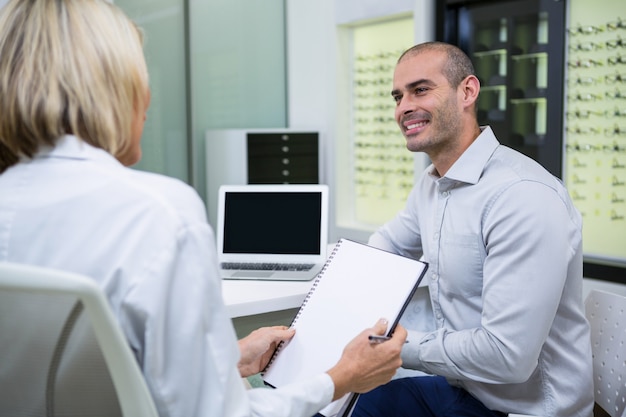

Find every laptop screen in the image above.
[222,191,323,255]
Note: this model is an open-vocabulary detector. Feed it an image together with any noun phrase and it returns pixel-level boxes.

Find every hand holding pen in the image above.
[326,318,408,400]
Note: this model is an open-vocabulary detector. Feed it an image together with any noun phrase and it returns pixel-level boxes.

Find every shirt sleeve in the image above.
[401,180,581,384]
[120,213,335,417]
[248,373,334,417]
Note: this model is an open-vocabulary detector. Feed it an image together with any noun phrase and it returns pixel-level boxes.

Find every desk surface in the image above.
[221,279,313,318]
[221,243,338,318]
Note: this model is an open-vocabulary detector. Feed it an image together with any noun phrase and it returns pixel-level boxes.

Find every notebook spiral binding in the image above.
[292,239,342,325]
[262,239,344,376]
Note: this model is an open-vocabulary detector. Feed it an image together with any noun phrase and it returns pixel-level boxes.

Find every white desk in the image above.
[221,243,338,327]
[221,279,313,338]
[221,279,313,318]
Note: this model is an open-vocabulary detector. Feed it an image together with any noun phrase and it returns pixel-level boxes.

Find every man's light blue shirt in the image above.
[369,127,594,416]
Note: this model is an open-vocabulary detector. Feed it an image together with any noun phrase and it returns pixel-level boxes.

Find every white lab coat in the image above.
[0,135,333,417]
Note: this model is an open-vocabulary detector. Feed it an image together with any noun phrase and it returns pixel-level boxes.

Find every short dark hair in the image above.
[398,41,476,88]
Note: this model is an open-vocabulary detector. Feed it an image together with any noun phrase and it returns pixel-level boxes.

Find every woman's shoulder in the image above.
[125,169,208,225]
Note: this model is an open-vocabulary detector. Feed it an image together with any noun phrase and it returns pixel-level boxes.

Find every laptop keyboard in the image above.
[221,262,315,272]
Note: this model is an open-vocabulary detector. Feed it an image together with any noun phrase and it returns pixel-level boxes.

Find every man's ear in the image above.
[460,74,480,108]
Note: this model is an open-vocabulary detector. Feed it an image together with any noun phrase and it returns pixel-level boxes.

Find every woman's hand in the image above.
[237,326,296,377]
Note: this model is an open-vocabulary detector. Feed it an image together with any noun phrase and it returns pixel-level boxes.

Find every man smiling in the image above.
[351,42,594,417]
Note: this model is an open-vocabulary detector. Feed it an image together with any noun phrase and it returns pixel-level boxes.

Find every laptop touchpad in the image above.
[232,271,274,278]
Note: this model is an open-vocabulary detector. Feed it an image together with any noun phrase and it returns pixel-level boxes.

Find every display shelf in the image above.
[473,49,507,58]
[564,0,626,275]
[438,0,565,178]
[338,15,415,228]
[510,51,547,61]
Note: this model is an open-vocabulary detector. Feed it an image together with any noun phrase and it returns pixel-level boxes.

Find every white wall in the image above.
[286,0,435,243]
[286,0,435,142]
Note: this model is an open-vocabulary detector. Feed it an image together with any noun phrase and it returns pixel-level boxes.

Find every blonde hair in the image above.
[0,0,149,172]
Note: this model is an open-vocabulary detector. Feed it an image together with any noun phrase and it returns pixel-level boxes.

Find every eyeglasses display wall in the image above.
[349,17,415,226]
[437,0,566,178]
[565,0,626,265]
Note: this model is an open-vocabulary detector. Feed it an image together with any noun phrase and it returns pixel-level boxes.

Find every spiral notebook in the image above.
[262,238,428,417]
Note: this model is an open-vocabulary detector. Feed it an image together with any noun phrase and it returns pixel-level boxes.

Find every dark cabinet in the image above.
[247,132,319,184]
[437,0,566,178]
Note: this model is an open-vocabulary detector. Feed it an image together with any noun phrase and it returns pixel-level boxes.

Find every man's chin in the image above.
[404,136,423,152]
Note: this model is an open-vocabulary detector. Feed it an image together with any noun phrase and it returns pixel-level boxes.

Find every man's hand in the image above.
[326,318,407,400]
[237,326,296,377]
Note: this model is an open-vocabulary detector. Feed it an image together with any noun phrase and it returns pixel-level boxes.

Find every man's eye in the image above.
[392,95,401,103]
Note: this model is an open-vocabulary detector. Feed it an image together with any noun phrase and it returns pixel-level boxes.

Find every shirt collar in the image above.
[435,126,500,186]
[34,135,121,167]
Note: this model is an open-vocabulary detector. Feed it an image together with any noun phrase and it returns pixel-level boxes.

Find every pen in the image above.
[368,335,409,344]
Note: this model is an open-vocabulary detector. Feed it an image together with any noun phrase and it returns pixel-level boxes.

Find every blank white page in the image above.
[262,238,428,415]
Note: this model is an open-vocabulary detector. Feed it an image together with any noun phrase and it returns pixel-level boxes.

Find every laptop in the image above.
[216,184,329,281]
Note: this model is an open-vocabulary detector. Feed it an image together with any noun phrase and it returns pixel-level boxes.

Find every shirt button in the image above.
[433,232,439,240]
[431,273,438,281]
[441,191,449,197]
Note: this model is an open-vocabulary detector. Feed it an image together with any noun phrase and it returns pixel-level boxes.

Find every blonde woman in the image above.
[0,1,406,416]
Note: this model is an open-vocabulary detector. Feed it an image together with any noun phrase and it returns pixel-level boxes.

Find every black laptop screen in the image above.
[222,191,322,255]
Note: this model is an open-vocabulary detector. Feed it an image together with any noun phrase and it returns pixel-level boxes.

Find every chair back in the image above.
[585,289,626,417]
[0,262,158,417]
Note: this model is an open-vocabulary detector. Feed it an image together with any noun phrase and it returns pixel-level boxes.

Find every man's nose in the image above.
[396,96,414,118]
